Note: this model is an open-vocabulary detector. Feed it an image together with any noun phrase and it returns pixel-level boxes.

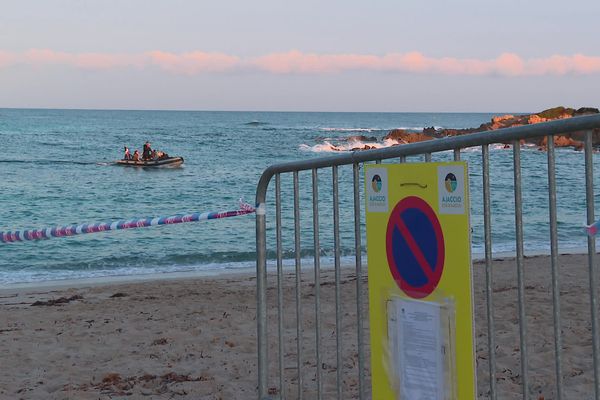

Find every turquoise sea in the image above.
[0,109,597,285]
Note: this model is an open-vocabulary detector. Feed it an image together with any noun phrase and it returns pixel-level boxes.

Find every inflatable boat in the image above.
[115,156,184,167]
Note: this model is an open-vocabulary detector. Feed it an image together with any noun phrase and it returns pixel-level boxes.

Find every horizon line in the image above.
[0,105,542,115]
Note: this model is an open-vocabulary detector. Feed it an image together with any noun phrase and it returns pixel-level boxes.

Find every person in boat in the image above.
[132,150,140,161]
[142,142,152,160]
[124,146,131,160]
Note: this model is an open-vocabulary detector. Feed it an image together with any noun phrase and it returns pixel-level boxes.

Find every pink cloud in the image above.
[513,53,600,76]
[24,49,73,64]
[493,53,525,76]
[393,52,431,73]
[250,50,379,73]
[74,53,141,69]
[251,51,600,77]
[572,54,600,74]
[528,55,571,75]
[21,49,141,70]
[1,49,600,77]
[146,51,239,74]
[0,51,17,67]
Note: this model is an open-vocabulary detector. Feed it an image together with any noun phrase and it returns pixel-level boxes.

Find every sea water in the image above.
[0,109,597,285]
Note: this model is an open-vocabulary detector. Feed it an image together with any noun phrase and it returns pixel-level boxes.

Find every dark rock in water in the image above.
[423,126,437,135]
[245,121,268,126]
[537,106,576,119]
[347,135,378,142]
[533,106,597,119]
[385,128,408,137]
[575,107,600,115]
[351,145,377,151]
[383,129,435,144]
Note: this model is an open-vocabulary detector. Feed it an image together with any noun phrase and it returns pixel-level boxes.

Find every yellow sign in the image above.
[365,162,475,400]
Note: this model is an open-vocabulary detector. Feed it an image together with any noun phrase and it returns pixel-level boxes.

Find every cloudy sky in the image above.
[1,0,599,112]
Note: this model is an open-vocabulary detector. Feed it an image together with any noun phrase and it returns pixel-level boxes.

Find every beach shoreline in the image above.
[0,266,258,293]
[2,253,600,399]
[1,245,593,292]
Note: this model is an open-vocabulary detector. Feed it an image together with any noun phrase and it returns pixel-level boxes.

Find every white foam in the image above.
[300,138,401,153]
[319,127,380,132]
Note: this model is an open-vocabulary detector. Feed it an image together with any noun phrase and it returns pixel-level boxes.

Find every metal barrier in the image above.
[255,113,600,399]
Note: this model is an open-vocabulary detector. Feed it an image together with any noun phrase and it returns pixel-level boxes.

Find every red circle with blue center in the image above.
[386,196,445,298]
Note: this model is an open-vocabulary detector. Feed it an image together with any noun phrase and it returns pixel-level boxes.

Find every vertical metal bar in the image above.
[546,137,563,400]
[375,160,381,164]
[332,166,343,400]
[256,198,268,399]
[513,140,529,399]
[482,144,497,400]
[584,130,600,400]
[399,155,406,163]
[293,171,303,400]
[276,174,285,400]
[353,162,365,399]
[453,148,461,161]
[424,153,432,162]
[312,169,322,400]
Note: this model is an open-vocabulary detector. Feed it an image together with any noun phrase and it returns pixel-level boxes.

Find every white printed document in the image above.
[388,298,444,400]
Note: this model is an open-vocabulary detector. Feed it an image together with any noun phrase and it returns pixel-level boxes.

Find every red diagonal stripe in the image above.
[391,211,435,281]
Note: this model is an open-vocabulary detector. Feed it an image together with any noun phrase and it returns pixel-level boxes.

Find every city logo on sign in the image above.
[438,165,465,214]
[372,174,382,192]
[444,173,457,192]
[366,167,388,212]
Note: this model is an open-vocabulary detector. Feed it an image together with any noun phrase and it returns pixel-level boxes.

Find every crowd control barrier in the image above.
[255,113,600,399]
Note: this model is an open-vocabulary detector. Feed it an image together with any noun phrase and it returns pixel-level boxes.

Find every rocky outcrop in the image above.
[537,135,584,151]
[350,144,377,151]
[347,135,378,142]
[382,106,599,150]
[385,129,435,144]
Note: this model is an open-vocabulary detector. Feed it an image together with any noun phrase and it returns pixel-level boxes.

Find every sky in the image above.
[1,0,600,112]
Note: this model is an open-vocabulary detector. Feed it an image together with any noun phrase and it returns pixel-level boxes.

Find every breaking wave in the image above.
[320,127,383,132]
[300,137,556,154]
[300,138,399,153]
[319,126,442,132]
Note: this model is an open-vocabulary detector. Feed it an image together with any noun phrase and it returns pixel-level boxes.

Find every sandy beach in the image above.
[1,253,599,399]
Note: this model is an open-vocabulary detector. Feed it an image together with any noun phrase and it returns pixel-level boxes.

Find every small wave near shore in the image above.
[300,138,398,153]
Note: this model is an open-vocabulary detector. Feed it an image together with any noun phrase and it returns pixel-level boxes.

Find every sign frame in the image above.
[365,161,476,400]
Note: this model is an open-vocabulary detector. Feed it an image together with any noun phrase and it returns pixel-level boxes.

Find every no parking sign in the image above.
[365,162,475,400]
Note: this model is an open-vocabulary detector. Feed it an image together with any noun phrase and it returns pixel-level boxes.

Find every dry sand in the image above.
[1,253,599,399]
